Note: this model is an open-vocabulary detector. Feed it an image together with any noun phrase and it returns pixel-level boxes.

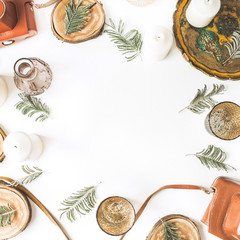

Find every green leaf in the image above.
[180,84,225,114]
[59,185,97,222]
[0,204,15,227]
[189,145,236,172]
[105,18,143,62]
[162,221,184,240]
[15,93,50,122]
[223,31,240,65]
[65,0,94,35]
[10,165,44,186]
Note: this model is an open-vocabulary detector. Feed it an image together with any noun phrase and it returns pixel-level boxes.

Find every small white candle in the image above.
[186,0,221,28]
[3,132,43,161]
[0,77,8,106]
[143,26,173,61]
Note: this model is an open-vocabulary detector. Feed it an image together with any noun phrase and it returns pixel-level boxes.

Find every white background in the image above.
[1,0,240,239]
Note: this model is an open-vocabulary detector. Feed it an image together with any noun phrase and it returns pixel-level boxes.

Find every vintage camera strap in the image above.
[0,176,70,240]
[119,184,212,240]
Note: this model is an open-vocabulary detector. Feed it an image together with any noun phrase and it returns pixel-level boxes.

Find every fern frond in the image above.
[105,18,143,62]
[15,93,50,122]
[65,0,95,35]
[10,165,43,186]
[162,221,184,240]
[59,185,97,222]
[223,31,240,65]
[189,145,236,172]
[180,84,225,114]
[0,204,15,227]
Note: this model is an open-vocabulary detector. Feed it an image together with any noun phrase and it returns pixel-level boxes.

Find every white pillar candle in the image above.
[186,0,221,28]
[0,77,8,106]
[143,26,173,61]
[3,132,43,161]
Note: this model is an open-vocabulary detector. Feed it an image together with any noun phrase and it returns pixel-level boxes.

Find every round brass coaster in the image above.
[0,127,6,162]
[96,196,135,236]
[146,214,200,240]
[209,102,240,140]
[0,184,31,239]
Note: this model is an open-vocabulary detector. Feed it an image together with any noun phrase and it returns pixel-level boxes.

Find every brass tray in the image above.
[0,128,6,162]
[173,0,240,80]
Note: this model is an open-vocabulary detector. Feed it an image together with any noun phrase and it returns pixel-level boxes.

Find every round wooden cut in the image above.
[146,214,200,240]
[51,0,105,43]
[0,184,31,239]
[173,0,240,80]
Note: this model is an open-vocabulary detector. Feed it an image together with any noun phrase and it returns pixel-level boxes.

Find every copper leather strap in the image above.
[0,176,71,240]
[32,0,61,9]
[120,184,210,240]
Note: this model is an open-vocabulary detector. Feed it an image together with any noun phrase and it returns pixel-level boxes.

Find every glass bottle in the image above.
[126,0,155,7]
[14,58,52,95]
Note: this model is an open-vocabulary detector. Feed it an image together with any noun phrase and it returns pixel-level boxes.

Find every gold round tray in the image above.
[0,184,31,239]
[209,102,240,140]
[96,196,135,236]
[0,127,6,162]
[146,214,200,240]
[173,0,240,80]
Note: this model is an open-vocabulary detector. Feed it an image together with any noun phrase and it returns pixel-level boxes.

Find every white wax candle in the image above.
[3,132,32,162]
[3,132,43,161]
[186,0,221,28]
[0,77,8,106]
[143,26,173,61]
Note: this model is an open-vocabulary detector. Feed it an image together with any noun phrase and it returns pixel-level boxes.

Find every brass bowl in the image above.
[209,102,240,140]
[96,196,136,236]
[146,214,200,240]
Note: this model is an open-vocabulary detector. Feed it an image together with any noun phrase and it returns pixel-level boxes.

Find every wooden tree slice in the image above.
[0,184,31,239]
[173,0,240,80]
[146,214,200,240]
[51,0,105,43]
[0,128,6,162]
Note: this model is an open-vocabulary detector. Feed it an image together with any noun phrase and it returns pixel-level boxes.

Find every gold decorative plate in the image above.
[209,102,240,140]
[0,128,6,162]
[146,214,200,240]
[173,0,240,80]
[0,184,31,239]
[96,196,135,236]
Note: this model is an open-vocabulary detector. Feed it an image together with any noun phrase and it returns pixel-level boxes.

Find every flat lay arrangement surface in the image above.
[1,0,240,240]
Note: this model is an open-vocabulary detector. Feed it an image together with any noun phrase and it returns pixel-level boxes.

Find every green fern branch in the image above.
[223,31,240,65]
[15,93,50,122]
[65,0,95,36]
[59,185,97,222]
[180,84,225,114]
[105,18,143,62]
[162,221,184,240]
[188,145,236,172]
[10,165,44,186]
[0,204,15,227]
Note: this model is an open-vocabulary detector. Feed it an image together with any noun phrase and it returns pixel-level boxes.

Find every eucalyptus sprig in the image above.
[187,145,236,172]
[15,93,50,122]
[0,204,15,227]
[10,165,44,186]
[59,185,97,222]
[65,0,95,36]
[180,84,225,114]
[162,221,184,240]
[105,18,143,61]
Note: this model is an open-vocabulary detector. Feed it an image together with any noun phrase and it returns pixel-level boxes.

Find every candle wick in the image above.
[14,145,17,148]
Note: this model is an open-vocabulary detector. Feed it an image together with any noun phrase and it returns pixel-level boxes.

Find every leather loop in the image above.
[120,184,210,240]
[0,176,71,240]
[32,0,61,9]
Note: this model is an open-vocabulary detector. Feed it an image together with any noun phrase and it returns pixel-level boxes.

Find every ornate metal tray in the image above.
[173,0,240,80]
